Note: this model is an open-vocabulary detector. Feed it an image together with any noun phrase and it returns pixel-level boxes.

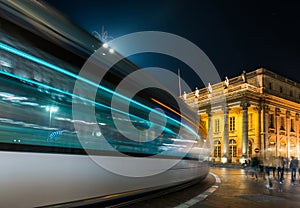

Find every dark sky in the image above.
[44,0,300,94]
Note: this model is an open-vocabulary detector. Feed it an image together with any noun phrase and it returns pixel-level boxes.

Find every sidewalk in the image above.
[192,167,300,208]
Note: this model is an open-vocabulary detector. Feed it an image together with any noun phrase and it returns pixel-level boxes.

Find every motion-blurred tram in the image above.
[0,1,210,207]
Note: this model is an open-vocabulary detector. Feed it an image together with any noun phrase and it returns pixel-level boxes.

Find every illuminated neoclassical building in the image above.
[184,68,300,163]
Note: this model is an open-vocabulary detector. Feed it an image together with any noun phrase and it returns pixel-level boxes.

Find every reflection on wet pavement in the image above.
[193,167,300,208]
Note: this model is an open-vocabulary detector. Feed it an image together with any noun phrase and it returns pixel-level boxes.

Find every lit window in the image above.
[214,140,221,158]
[229,139,237,157]
[229,116,235,131]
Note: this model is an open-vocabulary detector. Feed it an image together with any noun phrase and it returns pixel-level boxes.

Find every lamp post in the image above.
[92,26,115,55]
[92,25,113,43]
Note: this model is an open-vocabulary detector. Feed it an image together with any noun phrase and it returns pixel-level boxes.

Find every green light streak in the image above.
[0,69,145,124]
[0,42,199,138]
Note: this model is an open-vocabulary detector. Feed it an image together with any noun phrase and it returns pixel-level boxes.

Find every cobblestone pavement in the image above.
[193,167,300,208]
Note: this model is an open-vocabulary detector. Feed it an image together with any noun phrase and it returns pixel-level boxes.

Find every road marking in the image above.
[173,172,221,208]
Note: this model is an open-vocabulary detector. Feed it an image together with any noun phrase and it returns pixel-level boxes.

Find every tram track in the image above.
[99,174,216,208]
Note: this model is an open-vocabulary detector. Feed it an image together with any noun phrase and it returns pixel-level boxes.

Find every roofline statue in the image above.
[224,76,229,89]
[242,70,247,83]
[207,83,212,94]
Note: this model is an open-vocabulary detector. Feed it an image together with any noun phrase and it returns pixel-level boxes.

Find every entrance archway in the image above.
[229,139,237,163]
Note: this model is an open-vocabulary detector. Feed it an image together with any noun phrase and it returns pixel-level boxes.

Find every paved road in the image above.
[193,167,300,208]
[120,167,300,208]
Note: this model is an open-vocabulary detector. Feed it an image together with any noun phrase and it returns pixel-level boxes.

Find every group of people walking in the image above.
[244,156,300,189]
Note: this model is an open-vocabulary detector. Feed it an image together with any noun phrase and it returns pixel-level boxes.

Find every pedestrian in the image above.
[290,156,298,185]
[249,157,260,180]
[271,157,276,178]
[242,160,248,168]
[263,158,273,189]
[279,157,285,184]
[275,157,281,180]
[265,166,273,189]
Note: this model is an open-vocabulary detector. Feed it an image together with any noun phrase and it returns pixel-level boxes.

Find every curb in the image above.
[173,172,221,208]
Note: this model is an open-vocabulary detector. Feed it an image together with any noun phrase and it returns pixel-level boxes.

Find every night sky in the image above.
[44,0,300,95]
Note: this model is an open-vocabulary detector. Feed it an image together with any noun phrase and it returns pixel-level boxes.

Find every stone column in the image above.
[275,108,281,157]
[207,110,213,157]
[261,104,269,160]
[241,102,249,161]
[264,106,270,160]
[258,105,262,157]
[286,111,291,159]
[296,114,300,158]
[222,106,229,163]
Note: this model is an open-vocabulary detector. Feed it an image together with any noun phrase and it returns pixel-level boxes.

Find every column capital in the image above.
[222,105,229,113]
[240,101,250,110]
[205,107,213,116]
[260,104,270,113]
[275,108,281,116]
[286,111,291,119]
[296,113,299,121]
[264,104,269,111]
[252,106,260,111]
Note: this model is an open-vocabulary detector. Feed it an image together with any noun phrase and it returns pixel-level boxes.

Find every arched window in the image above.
[279,139,287,157]
[268,137,276,157]
[290,139,296,156]
[229,139,237,158]
[213,140,221,158]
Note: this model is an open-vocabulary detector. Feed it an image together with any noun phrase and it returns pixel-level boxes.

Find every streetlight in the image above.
[91,26,116,55]
[109,48,114,54]
[103,43,109,48]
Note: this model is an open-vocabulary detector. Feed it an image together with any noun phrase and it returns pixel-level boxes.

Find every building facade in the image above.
[184,68,300,163]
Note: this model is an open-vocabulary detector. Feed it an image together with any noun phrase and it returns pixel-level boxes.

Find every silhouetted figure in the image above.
[275,157,281,180]
[250,157,260,180]
[279,157,285,184]
[265,166,273,189]
[290,156,298,185]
